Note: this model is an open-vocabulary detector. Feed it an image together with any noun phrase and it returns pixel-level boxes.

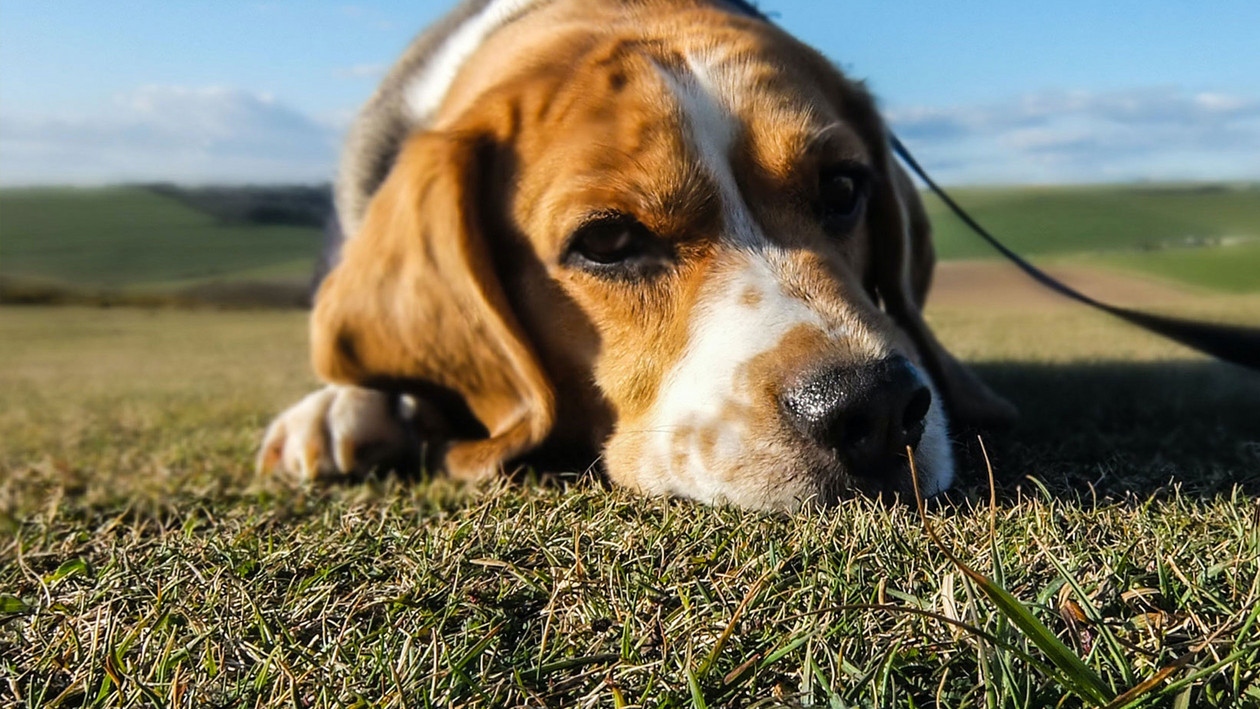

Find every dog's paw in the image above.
[256,386,415,481]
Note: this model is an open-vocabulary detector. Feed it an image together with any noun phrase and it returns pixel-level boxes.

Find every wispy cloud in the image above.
[333,63,387,80]
[888,86,1260,184]
[0,86,339,185]
[4,83,1258,187]
[339,4,395,30]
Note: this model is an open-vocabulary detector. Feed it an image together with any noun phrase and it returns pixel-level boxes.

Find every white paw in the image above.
[257,386,415,481]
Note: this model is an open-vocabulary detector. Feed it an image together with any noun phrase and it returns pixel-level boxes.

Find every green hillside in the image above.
[0,186,321,291]
[924,183,1260,292]
[2,184,1258,300]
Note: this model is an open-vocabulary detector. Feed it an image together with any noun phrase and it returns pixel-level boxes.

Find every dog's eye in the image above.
[564,214,669,279]
[818,165,870,233]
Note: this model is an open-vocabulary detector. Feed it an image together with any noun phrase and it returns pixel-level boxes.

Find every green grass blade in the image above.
[910,447,1114,706]
[686,667,709,709]
[1035,536,1136,686]
[971,573,1113,705]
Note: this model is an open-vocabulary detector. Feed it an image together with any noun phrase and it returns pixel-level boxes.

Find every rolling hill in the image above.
[2,183,1257,304]
[924,183,1260,292]
[0,186,324,304]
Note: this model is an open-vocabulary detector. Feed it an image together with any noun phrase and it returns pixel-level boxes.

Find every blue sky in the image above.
[3,0,1259,185]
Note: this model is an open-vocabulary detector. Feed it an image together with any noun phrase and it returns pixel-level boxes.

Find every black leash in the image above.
[890,135,1260,372]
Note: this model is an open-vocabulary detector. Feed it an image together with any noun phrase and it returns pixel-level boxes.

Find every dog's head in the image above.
[312,4,1014,509]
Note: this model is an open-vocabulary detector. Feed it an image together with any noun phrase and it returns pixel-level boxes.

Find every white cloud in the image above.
[887,86,1260,184]
[4,83,1258,187]
[333,63,387,80]
[0,86,340,185]
[339,4,394,30]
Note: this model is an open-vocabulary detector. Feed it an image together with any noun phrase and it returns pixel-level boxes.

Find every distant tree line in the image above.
[145,183,334,228]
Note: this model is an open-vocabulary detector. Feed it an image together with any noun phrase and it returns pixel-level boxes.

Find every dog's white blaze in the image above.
[649,56,803,501]
[659,55,762,247]
[650,257,827,502]
[405,0,546,122]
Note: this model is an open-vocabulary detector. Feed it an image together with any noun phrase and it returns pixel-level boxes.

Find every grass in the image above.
[925,183,1260,259]
[1071,242,1260,294]
[3,183,1260,301]
[0,186,321,291]
[2,302,1259,707]
[923,183,1260,292]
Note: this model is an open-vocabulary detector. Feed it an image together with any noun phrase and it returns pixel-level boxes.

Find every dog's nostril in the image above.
[903,387,931,436]
[843,415,872,445]
[839,413,879,460]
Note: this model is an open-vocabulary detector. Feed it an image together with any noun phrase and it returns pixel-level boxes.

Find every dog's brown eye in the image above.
[564,214,670,279]
[819,166,870,233]
[573,221,637,264]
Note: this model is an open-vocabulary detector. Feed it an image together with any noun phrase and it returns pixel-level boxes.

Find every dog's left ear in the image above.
[854,101,1018,426]
[310,130,556,480]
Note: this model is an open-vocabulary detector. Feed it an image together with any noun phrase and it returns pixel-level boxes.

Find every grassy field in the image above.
[0,186,321,296]
[3,301,1259,707]
[1077,242,1260,295]
[925,184,1260,257]
[2,184,1259,300]
[923,184,1260,292]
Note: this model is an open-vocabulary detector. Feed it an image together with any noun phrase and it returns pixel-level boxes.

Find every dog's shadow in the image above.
[948,359,1260,503]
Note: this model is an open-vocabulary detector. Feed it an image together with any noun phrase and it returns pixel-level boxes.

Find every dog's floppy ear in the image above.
[310,131,555,480]
[856,109,1017,426]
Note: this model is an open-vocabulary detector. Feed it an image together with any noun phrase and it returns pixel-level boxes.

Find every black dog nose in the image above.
[780,355,932,469]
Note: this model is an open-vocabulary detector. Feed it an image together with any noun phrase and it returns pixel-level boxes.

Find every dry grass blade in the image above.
[1102,620,1236,709]
[698,567,775,678]
[909,446,1115,706]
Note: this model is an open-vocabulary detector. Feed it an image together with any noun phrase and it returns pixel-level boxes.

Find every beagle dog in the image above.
[258,0,1014,510]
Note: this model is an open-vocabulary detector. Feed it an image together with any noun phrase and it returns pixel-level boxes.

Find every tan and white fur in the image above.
[258,0,1014,510]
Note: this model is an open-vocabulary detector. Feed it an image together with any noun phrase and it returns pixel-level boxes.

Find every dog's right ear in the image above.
[310,131,555,480]
[877,161,1018,427]
[840,83,1017,428]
